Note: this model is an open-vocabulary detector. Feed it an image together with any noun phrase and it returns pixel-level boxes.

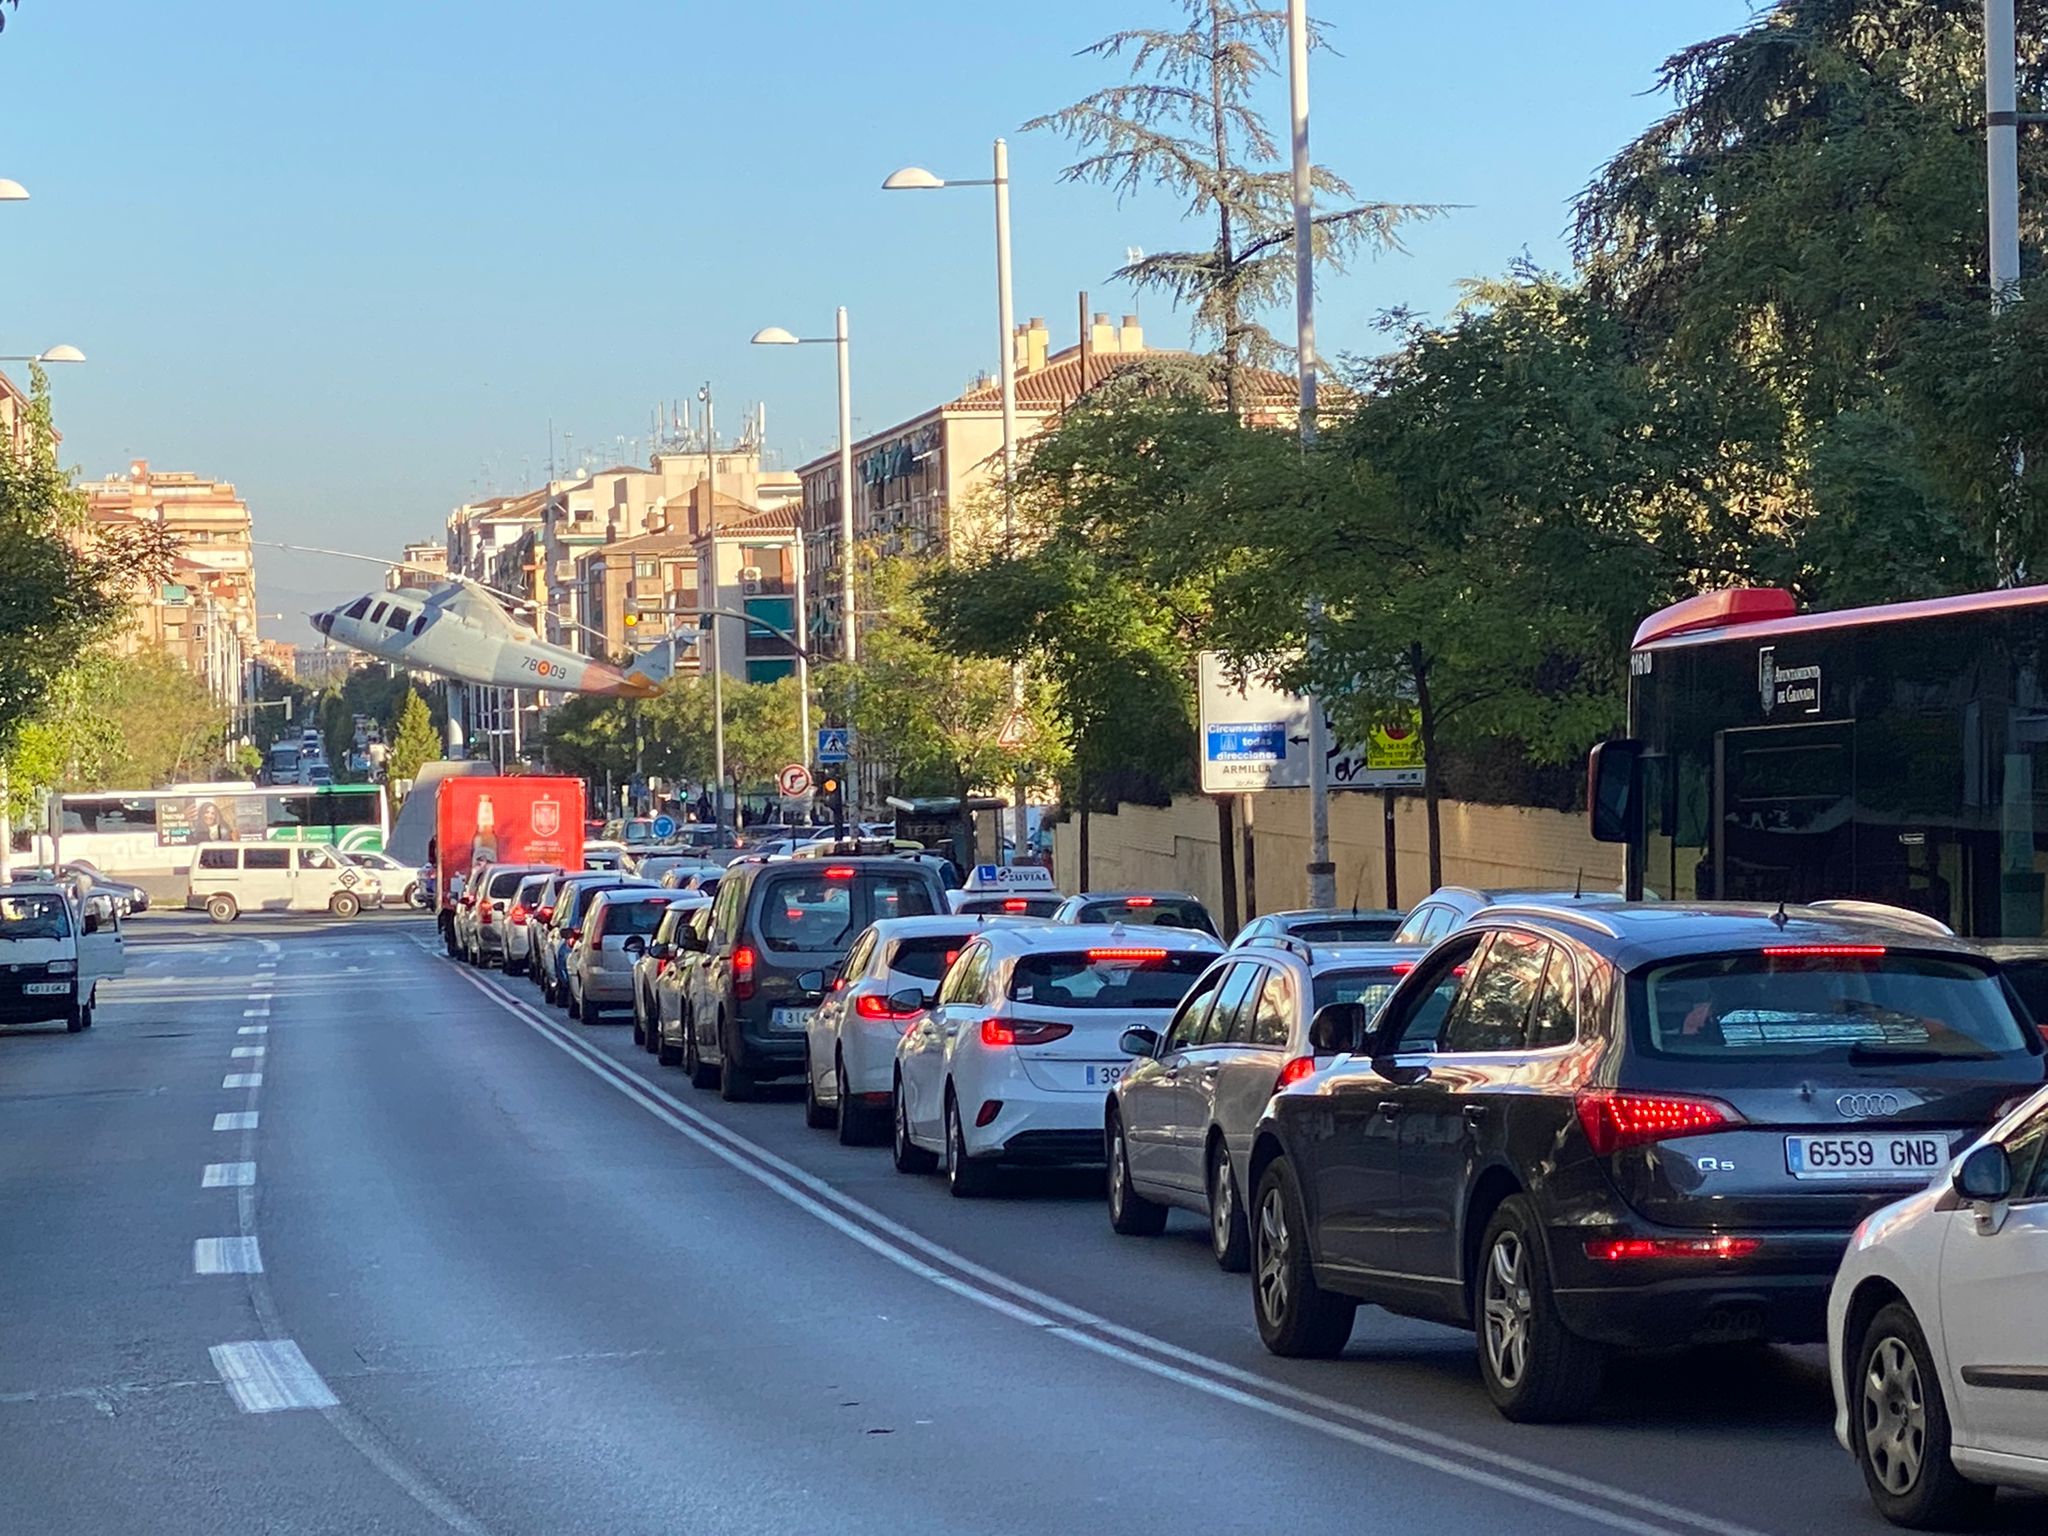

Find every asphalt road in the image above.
[4,911,2041,1534]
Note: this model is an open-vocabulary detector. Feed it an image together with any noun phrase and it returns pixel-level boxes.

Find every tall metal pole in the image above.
[1988,0,2022,309]
[790,488,814,779]
[1289,0,1336,908]
[993,137,1030,863]
[702,384,728,834]
[836,306,857,667]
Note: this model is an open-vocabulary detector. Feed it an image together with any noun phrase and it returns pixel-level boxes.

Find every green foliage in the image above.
[3,650,228,812]
[387,689,441,794]
[0,367,175,759]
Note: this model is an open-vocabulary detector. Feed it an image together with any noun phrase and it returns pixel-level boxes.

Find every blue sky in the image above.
[0,0,1756,629]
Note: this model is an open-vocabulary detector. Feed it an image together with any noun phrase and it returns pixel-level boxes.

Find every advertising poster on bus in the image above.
[157,794,269,846]
[434,777,584,903]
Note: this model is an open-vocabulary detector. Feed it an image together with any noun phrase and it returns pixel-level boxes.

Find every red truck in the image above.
[432,776,584,953]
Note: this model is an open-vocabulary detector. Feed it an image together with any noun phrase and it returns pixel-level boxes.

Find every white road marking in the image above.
[231,1046,265,1058]
[238,1025,268,1036]
[202,1162,256,1189]
[455,966,1766,1536]
[209,1340,337,1414]
[193,1236,263,1274]
[223,1073,263,1089]
[213,1111,258,1131]
[242,1008,270,1018]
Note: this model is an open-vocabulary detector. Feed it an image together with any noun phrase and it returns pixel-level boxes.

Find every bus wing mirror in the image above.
[1588,739,1641,845]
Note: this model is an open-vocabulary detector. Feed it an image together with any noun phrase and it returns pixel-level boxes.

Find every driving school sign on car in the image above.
[1196,651,1425,794]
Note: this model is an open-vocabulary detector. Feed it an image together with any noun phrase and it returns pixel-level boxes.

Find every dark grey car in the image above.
[678,857,947,1102]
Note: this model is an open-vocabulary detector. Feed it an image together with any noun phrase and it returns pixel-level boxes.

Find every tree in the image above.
[1027,0,1436,409]
[0,367,173,761]
[387,688,441,794]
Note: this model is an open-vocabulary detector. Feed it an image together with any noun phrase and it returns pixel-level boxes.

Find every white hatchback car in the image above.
[803,914,1006,1145]
[501,871,553,977]
[1828,1082,2048,1528]
[893,924,1220,1196]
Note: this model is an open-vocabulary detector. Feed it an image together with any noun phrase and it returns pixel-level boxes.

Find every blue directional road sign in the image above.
[817,727,850,765]
[651,813,678,840]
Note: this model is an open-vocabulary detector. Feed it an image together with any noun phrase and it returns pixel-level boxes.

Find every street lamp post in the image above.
[0,345,85,365]
[885,139,1029,863]
[750,312,857,668]
[1987,0,2021,310]
[699,384,728,835]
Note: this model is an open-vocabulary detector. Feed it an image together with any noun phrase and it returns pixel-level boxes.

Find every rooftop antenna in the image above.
[1574,867,1584,899]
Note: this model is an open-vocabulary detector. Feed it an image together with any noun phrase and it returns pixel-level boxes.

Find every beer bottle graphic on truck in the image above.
[470,794,498,879]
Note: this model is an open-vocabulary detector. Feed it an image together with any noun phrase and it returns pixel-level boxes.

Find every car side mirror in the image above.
[648,942,670,961]
[797,968,828,994]
[82,911,101,935]
[1587,738,1642,844]
[680,928,705,952]
[889,987,928,1016]
[1308,1001,1368,1056]
[623,935,646,956]
[1954,1142,2013,1204]
[1119,1026,1161,1058]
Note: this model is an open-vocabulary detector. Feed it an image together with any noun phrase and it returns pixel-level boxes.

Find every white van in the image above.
[0,882,126,1031]
[187,842,382,922]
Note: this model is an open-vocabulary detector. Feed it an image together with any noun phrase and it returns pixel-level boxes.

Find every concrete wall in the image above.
[1051,790,1622,922]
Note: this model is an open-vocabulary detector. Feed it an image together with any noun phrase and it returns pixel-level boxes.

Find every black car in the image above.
[1247,900,2047,1423]
[678,856,948,1101]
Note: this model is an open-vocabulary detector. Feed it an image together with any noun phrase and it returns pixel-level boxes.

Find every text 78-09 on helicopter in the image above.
[303,550,693,699]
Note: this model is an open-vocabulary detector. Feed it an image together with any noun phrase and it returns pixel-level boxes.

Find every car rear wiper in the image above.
[1847,1043,2000,1064]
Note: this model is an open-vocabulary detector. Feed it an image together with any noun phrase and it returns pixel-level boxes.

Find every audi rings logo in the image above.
[1836,1092,1902,1119]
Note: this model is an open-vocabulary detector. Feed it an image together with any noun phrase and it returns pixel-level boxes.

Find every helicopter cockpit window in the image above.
[344,596,372,620]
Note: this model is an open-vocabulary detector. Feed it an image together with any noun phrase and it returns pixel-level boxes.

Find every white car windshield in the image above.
[0,895,73,940]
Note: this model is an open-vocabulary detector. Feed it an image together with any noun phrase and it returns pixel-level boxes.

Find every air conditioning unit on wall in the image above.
[739,565,763,595]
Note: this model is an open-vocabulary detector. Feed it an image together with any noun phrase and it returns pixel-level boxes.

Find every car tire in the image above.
[631,999,648,1048]
[1106,1109,1167,1236]
[1852,1301,1995,1530]
[1252,1157,1355,1359]
[65,1000,89,1033]
[803,1048,834,1129]
[206,894,238,924]
[1475,1195,1605,1423]
[892,1074,937,1174]
[566,984,582,1021]
[685,1015,718,1090]
[719,1026,754,1102]
[944,1091,996,1198]
[1207,1139,1251,1272]
[329,891,361,919]
[836,1051,881,1146]
[656,1022,683,1068]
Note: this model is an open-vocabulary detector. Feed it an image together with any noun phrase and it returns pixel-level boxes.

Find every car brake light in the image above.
[1761,944,1886,957]
[1123,896,1155,907]
[980,1018,1074,1046]
[1275,1055,1316,1091]
[538,906,553,923]
[857,993,922,1022]
[1584,1237,1762,1262]
[1574,1090,1744,1156]
[733,944,757,1000]
[1003,898,1029,912]
[1391,961,1415,975]
[566,928,581,944]
[1086,947,1167,962]
[823,866,856,879]
[509,903,528,924]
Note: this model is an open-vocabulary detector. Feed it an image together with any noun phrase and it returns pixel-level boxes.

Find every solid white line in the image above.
[453,970,1742,1536]
[202,1162,256,1189]
[223,1073,263,1089]
[213,1111,258,1132]
[231,1046,265,1059]
[238,1025,268,1036]
[209,1340,337,1414]
[193,1236,263,1274]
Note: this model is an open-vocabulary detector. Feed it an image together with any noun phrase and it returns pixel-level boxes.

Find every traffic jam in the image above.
[423,754,2048,1530]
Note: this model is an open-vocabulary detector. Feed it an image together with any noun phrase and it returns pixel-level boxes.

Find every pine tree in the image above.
[387,689,441,796]
[1027,1,1437,411]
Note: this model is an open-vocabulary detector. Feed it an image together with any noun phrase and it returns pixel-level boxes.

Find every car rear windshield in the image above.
[489,870,528,897]
[1077,898,1217,936]
[891,934,973,980]
[1631,952,2033,1063]
[1007,950,1212,1009]
[959,896,1062,917]
[600,900,668,937]
[758,873,938,952]
[1291,917,1401,943]
[1313,968,1405,1017]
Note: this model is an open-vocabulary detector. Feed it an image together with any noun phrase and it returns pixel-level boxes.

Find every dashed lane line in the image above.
[202,1162,256,1189]
[223,1073,263,1089]
[193,1236,263,1274]
[213,1111,258,1132]
[209,1341,337,1415]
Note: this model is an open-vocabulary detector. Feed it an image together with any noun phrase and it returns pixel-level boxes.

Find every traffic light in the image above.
[820,774,845,838]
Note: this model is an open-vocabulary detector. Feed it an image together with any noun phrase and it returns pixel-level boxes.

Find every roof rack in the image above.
[1267,933,1317,965]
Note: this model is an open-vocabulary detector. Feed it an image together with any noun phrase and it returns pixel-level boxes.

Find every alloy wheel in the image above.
[1482,1231,1533,1391]
[1862,1335,1928,1496]
[1210,1156,1234,1251]
[1254,1186,1290,1323]
[1108,1124,1128,1216]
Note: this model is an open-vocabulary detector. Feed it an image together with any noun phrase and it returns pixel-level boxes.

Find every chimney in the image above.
[1118,313,1144,353]
[1026,317,1049,373]
[1090,311,1117,356]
